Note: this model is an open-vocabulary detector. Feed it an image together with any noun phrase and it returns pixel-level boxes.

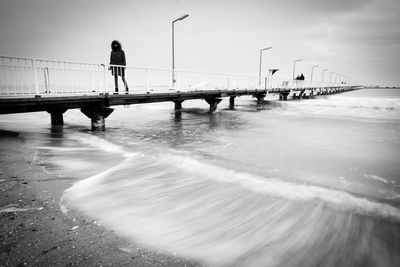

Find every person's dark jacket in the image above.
[110,40,126,76]
[110,50,126,66]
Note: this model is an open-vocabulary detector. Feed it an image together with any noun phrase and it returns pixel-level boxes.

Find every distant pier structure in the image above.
[0,56,361,130]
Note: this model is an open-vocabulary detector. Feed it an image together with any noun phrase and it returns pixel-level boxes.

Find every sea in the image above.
[1,88,400,266]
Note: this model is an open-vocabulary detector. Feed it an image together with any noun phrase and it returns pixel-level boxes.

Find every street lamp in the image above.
[293,58,303,80]
[310,65,318,83]
[321,69,328,82]
[258,47,272,87]
[172,14,189,88]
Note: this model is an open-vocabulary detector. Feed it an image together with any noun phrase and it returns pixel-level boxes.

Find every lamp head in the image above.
[262,46,272,51]
[179,14,189,20]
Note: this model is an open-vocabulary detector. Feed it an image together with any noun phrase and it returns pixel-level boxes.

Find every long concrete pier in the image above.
[0,86,360,130]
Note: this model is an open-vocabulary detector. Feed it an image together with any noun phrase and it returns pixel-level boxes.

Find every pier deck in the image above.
[0,56,361,130]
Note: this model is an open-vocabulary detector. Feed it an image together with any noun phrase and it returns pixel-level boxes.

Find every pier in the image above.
[0,56,361,130]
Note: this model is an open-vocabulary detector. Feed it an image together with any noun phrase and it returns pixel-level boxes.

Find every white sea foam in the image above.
[293,96,400,110]
[59,133,141,215]
[68,133,134,158]
[162,154,400,222]
[363,173,389,184]
[61,148,400,266]
[283,95,400,119]
[0,204,43,213]
[64,148,400,222]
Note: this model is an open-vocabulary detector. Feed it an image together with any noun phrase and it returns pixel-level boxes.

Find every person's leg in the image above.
[121,75,129,93]
[114,71,119,93]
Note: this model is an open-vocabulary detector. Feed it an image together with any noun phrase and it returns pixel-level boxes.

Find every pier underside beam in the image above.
[204,97,222,112]
[81,107,114,131]
[46,108,67,126]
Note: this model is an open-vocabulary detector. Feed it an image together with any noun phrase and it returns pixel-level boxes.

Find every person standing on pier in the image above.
[109,40,129,94]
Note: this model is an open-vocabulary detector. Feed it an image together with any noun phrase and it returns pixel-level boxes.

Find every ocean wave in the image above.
[162,154,400,222]
[363,173,389,184]
[63,143,400,223]
[68,133,135,158]
[291,96,400,111]
[60,147,400,265]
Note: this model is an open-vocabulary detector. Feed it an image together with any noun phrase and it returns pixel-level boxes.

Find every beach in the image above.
[0,132,197,266]
[1,89,400,266]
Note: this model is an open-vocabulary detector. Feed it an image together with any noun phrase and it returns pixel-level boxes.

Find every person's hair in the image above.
[111,40,122,51]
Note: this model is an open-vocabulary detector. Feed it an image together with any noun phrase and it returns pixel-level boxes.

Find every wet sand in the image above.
[0,132,198,266]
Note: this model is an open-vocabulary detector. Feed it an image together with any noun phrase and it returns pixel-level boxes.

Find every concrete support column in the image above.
[302,90,311,99]
[292,91,300,100]
[204,97,222,112]
[279,91,289,101]
[229,96,236,109]
[173,100,183,110]
[47,109,67,126]
[254,94,266,105]
[81,107,114,131]
[299,90,305,99]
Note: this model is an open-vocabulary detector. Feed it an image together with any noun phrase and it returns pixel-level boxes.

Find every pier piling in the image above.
[205,97,222,112]
[229,96,236,109]
[279,91,290,101]
[81,107,114,131]
[255,94,266,105]
[173,100,183,110]
[47,108,67,126]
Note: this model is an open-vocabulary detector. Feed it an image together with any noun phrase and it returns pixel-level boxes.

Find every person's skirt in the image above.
[111,66,125,76]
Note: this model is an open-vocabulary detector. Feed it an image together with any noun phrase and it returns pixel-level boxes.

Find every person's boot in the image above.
[113,88,119,95]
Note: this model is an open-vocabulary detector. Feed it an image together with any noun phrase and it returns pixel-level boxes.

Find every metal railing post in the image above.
[146,68,150,92]
[101,64,106,93]
[32,59,39,95]
[176,73,180,91]
[44,67,50,93]
[91,65,95,93]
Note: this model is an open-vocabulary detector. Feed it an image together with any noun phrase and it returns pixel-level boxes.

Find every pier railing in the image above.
[0,56,353,97]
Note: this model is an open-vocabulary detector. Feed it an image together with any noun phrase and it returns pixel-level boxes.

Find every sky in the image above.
[0,0,399,86]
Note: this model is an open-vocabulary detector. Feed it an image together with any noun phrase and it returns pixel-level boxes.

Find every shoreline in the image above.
[0,133,198,266]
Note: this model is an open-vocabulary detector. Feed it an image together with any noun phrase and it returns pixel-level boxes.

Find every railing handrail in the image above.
[1,55,258,79]
[0,55,360,97]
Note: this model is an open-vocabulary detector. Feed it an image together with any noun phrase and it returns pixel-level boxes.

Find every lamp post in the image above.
[310,65,318,84]
[321,69,328,83]
[172,14,189,88]
[258,47,272,87]
[293,58,303,80]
